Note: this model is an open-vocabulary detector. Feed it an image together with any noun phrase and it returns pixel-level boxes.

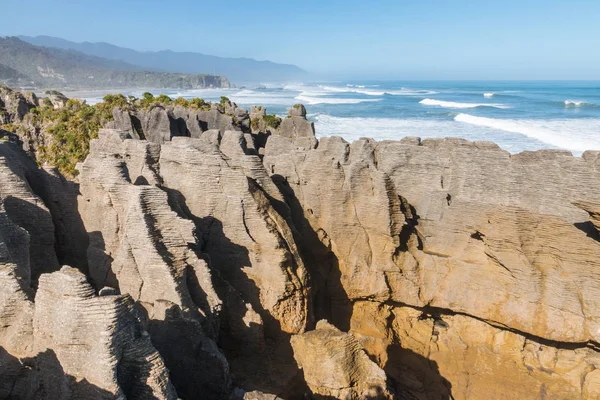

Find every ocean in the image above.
[81,81,600,155]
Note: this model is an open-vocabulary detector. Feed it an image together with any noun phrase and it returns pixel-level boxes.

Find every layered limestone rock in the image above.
[77,129,231,398]
[291,320,392,399]
[75,128,311,394]
[0,142,178,399]
[33,266,177,399]
[109,100,249,144]
[0,142,59,285]
[264,134,600,399]
[156,132,309,393]
[575,200,600,234]
[159,133,308,336]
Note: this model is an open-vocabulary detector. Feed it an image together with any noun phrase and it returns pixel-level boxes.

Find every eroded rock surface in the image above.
[264,134,600,399]
[291,320,392,399]
[3,92,600,399]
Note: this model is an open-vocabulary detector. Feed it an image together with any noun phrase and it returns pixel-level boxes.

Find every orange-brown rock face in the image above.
[264,135,600,399]
[290,320,392,399]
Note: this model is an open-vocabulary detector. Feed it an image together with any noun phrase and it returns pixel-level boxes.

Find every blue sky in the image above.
[1,0,599,79]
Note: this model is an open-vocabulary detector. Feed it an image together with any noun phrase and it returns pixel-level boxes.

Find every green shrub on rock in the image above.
[154,94,172,105]
[172,97,190,107]
[263,114,281,128]
[219,96,230,107]
[188,98,211,110]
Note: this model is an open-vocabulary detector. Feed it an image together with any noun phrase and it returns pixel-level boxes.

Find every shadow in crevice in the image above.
[384,311,454,400]
[270,174,352,332]
[130,114,146,140]
[398,195,423,252]
[268,175,453,399]
[143,304,231,400]
[0,141,89,284]
[384,344,453,400]
[0,346,116,399]
[574,221,600,242]
[87,230,118,290]
[202,216,309,398]
[160,185,310,398]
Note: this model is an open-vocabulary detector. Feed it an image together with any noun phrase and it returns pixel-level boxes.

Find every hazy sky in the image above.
[1,0,599,79]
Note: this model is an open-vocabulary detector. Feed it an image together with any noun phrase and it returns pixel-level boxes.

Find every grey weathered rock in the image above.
[33,266,177,399]
[0,86,37,122]
[169,105,204,138]
[288,104,307,117]
[77,129,232,397]
[0,141,180,399]
[197,108,239,133]
[110,107,141,139]
[44,90,68,109]
[279,109,315,139]
[5,86,600,399]
[0,143,60,285]
[137,105,184,143]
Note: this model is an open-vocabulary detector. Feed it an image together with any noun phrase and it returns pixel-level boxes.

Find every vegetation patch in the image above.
[0,123,16,133]
[263,114,281,128]
[29,99,103,178]
[4,92,245,178]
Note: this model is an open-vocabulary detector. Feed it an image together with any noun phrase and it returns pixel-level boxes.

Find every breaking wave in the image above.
[295,95,381,105]
[564,99,596,107]
[420,99,510,109]
[484,93,494,98]
[319,85,437,96]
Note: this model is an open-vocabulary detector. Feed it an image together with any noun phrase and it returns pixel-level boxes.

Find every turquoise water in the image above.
[85,81,600,155]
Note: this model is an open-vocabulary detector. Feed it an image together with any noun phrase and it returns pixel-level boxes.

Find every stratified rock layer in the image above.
[291,320,391,399]
[264,134,600,399]
[34,266,177,399]
[76,128,309,396]
[0,140,178,400]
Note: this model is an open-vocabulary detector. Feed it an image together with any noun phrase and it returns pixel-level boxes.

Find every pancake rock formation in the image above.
[1,91,600,399]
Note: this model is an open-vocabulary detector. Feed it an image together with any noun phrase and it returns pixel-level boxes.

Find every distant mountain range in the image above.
[20,35,308,83]
[0,37,230,89]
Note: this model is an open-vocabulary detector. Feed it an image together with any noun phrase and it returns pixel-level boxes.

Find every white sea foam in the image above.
[167,88,234,99]
[312,114,541,152]
[454,113,600,152]
[420,98,509,109]
[228,89,294,105]
[320,85,385,96]
[483,93,494,98]
[295,95,381,105]
[314,114,461,141]
[313,114,600,154]
[319,85,437,96]
[283,83,436,98]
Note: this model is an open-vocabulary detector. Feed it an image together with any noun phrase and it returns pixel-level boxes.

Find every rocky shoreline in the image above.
[1,88,600,399]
